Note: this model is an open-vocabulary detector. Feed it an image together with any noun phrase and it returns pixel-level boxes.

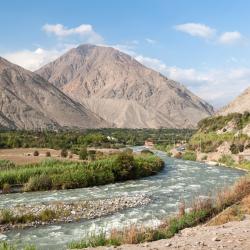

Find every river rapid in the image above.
[0,148,245,249]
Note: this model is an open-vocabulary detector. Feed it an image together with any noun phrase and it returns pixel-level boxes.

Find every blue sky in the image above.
[1,0,250,108]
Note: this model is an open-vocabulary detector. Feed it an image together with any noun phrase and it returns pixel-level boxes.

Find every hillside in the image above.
[187,112,250,170]
[218,87,250,115]
[36,44,214,129]
[0,57,109,130]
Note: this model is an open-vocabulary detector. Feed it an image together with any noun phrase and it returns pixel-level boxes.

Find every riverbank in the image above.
[0,195,151,233]
[0,153,164,194]
[68,176,250,249]
[84,215,250,250]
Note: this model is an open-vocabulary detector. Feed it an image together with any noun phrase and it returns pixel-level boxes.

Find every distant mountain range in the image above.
[0,44,216,130]
[218,87,250,115]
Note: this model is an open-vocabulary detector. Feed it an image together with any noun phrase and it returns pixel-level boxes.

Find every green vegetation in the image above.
[0,243,36,250]
[188,112,250,154]
[0,160,15,170]
[60,148,68,158]
[182,151,196,161]
[218,155,235,167]
[140,149,154,155]
[197,112,250,132]
[0,153,164,192]
[0,128,194,152]
[69,177,250,248]
[239,160,250,171]
[79,147,88,160]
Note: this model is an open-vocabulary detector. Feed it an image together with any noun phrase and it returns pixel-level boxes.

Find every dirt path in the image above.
[89,216,250,250]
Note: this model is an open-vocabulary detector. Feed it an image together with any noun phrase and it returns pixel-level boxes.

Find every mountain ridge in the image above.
[0,56,109,130]
[218,87,250,115]
[36,44,214,129]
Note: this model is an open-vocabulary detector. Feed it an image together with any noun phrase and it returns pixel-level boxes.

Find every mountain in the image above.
[218,87,250,115]
[36,44,214,129]
[0,57,109,130]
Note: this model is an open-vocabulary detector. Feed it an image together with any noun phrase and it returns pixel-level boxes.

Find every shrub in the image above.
[141,149,154,155]
[113,153,135,181]
[0,160,15,170]
[79,147,88,160]
[24,175,52,192]
[123,148,133,154]
[88,150,96,161]
[0,210,14,224]
[39,209,57,222]
[68,154,73,159]
[182,151,196,161]
[45,151,51,157]
[2,183,11,193]
[33,150,39,156]
[218,155,235,167]
[230,144,239,154]
[60,149,68,158]
[238,144,244,152]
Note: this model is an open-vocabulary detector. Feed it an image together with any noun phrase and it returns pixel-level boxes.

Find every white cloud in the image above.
[146,38,157,44]
[218,31,243,45]
[42,23,103,44]
[2,45,76,71]
[134,54,250,108]
[174,23,215,38]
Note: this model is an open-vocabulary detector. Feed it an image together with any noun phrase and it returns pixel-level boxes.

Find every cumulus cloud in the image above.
[174,23,215,38]
[2,45,76,71]
[218,31,243,45]
[42,23,103,44]
[134,54,250,108]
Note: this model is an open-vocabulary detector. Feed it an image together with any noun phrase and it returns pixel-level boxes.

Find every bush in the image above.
[24,175,52,192]
[0,210,14,224]
[61,149,68,158]
[0,154,163,192]
[88,150,96,161]
[141,149,154,155]
[0,160,15,170]
[113,153,135,181]
[45,151,51,157]
[218,155,235,167]
[182,151,196,161]
[39,209,57,222]
[230,144,239,154]
[123,148,133,154]
[33,150,39,156]
[2,183,11,193]
[79,147,88,160]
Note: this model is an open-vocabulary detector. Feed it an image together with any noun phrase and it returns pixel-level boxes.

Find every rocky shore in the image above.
[0,195,151,233]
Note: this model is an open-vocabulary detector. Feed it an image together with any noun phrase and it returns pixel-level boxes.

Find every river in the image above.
[0,148,245,249]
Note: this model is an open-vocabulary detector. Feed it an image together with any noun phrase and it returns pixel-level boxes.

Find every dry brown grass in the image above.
[207,205,243,226]
[207,177,250,226]
[215,177,250,211]
[69,176,250,248]
[0,148,79,165]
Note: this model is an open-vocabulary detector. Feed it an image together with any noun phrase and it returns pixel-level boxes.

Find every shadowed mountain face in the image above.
[36,44,214,129]
[0,57,109,130]
[218,87,250,115]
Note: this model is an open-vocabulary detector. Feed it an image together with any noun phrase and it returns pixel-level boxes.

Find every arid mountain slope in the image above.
[0,57,108,130]
[218,87,250,115]
[36,44,214,128]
